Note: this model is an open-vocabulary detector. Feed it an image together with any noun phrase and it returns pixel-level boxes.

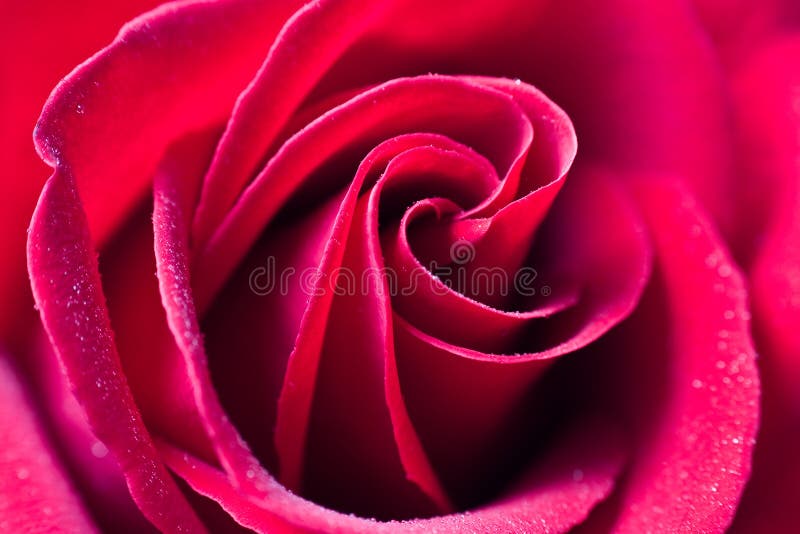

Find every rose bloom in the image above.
[1,0,799,532]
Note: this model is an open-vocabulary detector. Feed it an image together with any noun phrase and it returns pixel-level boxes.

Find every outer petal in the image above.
[0,355,97,533]
[689,0,781,68]
[728,37,800,533]
[161,418,625,533]
[33,0,304,245]
[27,169,206,532]
[0,0,159,345]
[31,332,159,533]
[608,179,760,532]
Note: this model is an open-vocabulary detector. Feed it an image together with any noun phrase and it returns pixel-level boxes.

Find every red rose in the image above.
[2,0,799,532]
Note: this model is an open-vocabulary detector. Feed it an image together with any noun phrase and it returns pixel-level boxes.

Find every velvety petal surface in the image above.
[160,418,625,533]
[0,355,97,533]
[606,179,760,532]
[0,0,159,345]
[27,168,206,532]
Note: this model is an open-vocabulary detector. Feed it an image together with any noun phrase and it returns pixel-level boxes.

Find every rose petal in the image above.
[727,37,800,533]
[273,134,497,499]
[100,198,216,463]
[300,191,449,518]
[607,179,760,532]
[160,418,625,533]
[31,332,159,533]
[389,171,650,504]
[0,0,160,344]
[192,0,385,246]
[690,0,784,68]
[283,0,735,238]
[153,134,273,494]
[33,0,304,245]
[194,75,533,311]
[203,188,347,473]
[27,169,205,532]
[0,355,97,533]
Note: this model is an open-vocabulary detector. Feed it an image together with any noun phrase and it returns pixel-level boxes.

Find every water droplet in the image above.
[91,441,109,458]
[692,379,704,389]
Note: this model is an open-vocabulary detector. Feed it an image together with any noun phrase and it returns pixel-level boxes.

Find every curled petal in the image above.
[27,169,206,532]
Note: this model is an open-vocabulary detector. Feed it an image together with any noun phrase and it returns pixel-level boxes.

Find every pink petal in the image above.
[0,355,96,533]
[160,418,625,533]
[27,169,205,532]
[152,133,274,494]
[31,332,159,532]
[33,0,306,246]
[390,170,650,503]
[193,75,534,311]
[608,179,760,532]
[727,37,800,533]
[192,0,383,246]
[272,134,494,499]
[0,0,160,344]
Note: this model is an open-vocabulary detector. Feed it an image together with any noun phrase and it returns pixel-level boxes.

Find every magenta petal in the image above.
[273,134,485,499]
[0,0,161,345]
[610,179,760,532]
[27,169,205,532]
[193,75,533,310]
[728,37,800,532]
[152,135,273,494]
[32,331,159,532]
[0,355,97,533]
[160,417,624,533]
[300,192,450,518]
[33,0,305,245]
[192,0,384,246]
[389,171,651,502]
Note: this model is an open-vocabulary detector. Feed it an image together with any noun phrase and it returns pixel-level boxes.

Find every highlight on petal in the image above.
[31,332,162,532]
[152,131,282,495]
